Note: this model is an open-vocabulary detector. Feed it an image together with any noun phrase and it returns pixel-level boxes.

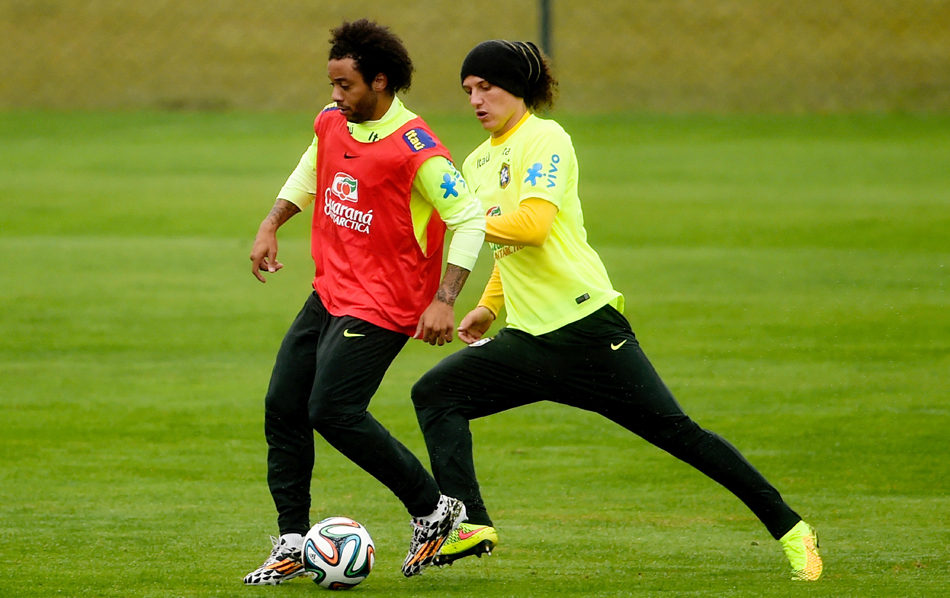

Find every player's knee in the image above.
[410,372,441,410]
[645,414,706,449]
[308,402,356,435]
[264,391,297,423]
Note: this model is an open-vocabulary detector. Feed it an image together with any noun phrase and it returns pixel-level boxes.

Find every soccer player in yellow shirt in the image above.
[412,40,822,581]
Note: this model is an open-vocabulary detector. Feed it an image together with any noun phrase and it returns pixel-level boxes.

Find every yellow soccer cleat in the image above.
[780,520,823,581]
[434,523,498,566]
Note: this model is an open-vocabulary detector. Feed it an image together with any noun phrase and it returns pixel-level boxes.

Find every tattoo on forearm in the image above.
[264,199,301,227]
[437,265,471,306]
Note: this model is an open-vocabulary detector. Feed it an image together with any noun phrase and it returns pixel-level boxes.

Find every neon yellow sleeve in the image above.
[413,156,486,271]
[485,197,558,247]
[276,135,317,210]
[477,264,505,318]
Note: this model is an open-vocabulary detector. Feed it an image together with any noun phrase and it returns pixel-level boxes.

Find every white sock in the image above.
[417,495,449,524]
[279,533,304,548]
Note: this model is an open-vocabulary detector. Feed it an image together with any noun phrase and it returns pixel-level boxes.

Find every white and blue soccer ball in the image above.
[303,517,375,589]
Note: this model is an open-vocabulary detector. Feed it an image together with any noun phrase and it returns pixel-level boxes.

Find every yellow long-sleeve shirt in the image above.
[463,112,623,335]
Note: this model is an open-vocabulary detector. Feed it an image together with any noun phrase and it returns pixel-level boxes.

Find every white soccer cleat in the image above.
[402,495,467,577]
[243,534,306,585]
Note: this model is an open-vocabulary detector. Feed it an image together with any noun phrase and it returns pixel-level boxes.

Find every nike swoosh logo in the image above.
[343,152,359,159]
[611,340,627,351]
[457,526,489,541]
[343,329,365,338]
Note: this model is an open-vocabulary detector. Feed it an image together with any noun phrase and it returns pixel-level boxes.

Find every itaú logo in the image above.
[330,172,358,202]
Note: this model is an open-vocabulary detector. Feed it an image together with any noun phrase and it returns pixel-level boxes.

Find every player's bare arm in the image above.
[251,199,302,283]
[415,263,471,346]
[436,263,471,307]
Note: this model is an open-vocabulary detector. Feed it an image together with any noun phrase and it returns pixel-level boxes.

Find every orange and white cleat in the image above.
[243,534,306,585]
[402,495,467,577]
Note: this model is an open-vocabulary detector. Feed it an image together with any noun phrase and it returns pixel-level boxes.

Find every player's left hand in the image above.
[458,306,494,344]
[414,299,455,346]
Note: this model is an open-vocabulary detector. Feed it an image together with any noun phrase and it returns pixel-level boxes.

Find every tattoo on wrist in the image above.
[264,200,300,227]
[437,265,471,306]
[436,288,454,306]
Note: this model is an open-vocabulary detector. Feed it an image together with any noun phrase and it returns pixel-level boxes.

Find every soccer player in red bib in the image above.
[412,40,823,581]
[244,20,483,584]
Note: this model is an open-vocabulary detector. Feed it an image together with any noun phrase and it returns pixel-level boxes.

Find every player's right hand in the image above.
[250,230,283,283]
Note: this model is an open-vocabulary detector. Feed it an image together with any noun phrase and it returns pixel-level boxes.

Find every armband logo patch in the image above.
[403,128,437,152]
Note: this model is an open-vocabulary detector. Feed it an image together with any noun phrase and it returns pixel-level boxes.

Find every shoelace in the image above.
[263,536,298,565]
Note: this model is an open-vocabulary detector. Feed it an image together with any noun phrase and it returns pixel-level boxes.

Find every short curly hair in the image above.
[329,19,414,94]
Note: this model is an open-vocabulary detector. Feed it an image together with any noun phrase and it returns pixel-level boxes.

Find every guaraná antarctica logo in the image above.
[325,172,374,234]
[486,204,523,259]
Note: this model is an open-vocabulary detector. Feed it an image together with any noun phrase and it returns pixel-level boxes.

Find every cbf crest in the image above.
[499,163,511,189]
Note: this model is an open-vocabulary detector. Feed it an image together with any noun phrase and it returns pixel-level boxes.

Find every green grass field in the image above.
[1,110,948,597]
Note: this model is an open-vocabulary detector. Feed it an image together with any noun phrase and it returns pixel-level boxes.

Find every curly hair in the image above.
[329,19,414,94]
[524,50,558,112]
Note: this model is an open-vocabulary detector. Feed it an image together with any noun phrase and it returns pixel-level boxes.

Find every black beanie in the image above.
[459,40,543,99]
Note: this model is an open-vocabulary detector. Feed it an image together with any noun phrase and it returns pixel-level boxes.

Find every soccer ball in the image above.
[303,517,375,590]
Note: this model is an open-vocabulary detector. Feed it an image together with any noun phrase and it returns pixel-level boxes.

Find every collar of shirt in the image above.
[347,97,417,143]
[490,110,533,146]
